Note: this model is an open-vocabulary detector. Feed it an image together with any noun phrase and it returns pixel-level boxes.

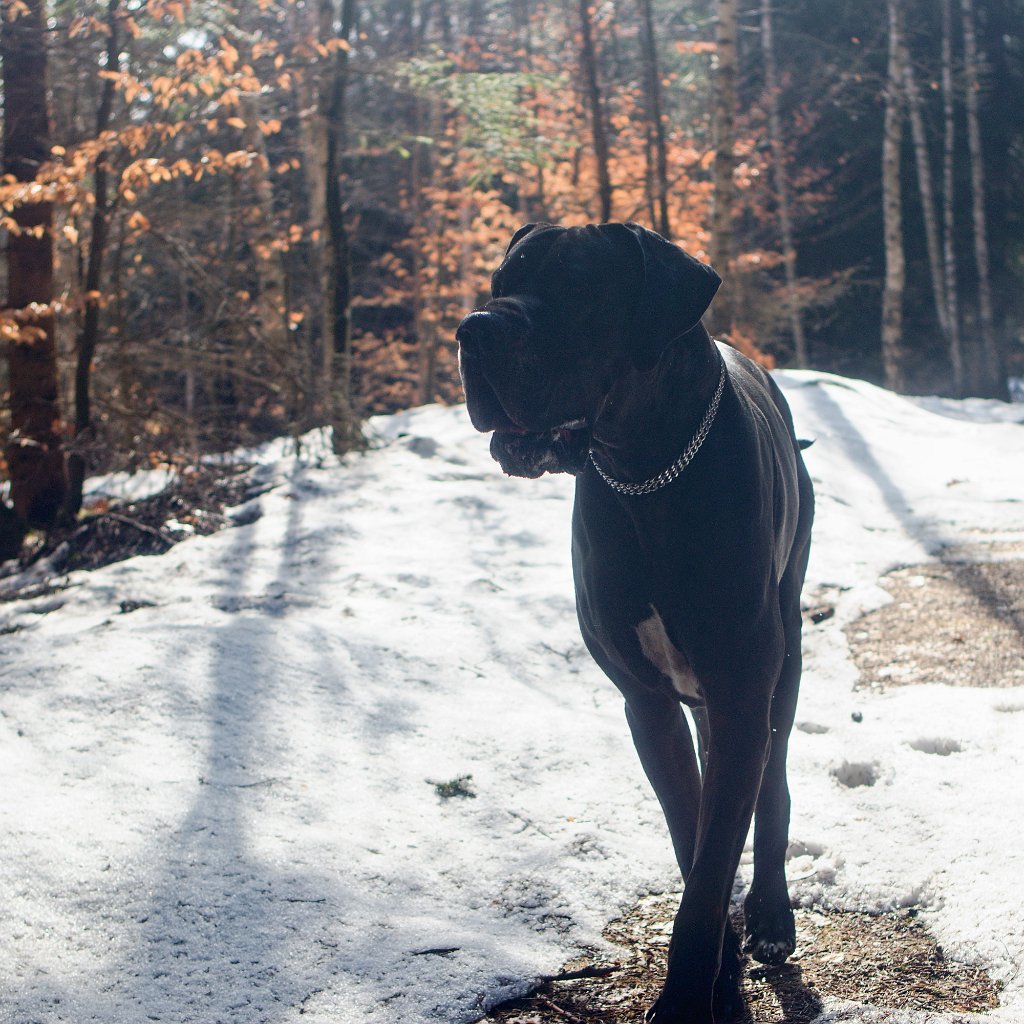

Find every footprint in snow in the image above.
[908,737,962,756]
[795,721,830,735]
[830,760,880,788]
[402,435,468,465]
[397,573,433,589]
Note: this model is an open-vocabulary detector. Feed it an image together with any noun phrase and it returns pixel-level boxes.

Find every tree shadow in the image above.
[111,458,551,1023]
[120,462,449,1020]
[126,466,343,1021]
[801,380,1022,640]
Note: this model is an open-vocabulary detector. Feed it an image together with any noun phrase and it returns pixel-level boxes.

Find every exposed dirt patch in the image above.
[488,556,1018,1023]
[847,559,1024,690]
[487,897,998,1023]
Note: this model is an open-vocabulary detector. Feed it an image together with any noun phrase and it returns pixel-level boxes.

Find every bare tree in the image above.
[322,0,360,446]
[1,0,67,551]
[760,0,807,365]
[881,0,906,391]
[941,0,964,395]
[637,0,670,238]
[513,0,547,220]
[577,0,613,222]
[289,0,330,425]
[66,0,120,517]
[897,25,951,366]
[960,0,1006,398]
[710,0,737,334]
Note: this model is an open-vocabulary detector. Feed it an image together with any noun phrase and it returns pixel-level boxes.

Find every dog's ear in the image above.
[619,223,721,371]
[504,222,544,256]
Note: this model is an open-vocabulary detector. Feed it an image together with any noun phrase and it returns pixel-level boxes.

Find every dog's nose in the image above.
[455,311,493,351]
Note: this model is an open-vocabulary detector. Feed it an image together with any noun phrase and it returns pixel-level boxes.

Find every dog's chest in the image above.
[635,607,701,701]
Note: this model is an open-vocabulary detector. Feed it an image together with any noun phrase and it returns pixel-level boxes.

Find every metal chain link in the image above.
[589,357,726,497]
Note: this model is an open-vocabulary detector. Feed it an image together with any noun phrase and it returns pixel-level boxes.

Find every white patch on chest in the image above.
[636,607,701,700]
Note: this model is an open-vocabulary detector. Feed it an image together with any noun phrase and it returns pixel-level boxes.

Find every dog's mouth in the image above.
[490,418,591,478]
[493,416,587,439]
[460,354,591,477]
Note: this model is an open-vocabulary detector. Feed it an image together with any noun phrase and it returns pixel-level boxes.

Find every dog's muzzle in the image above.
[487,419,591,478]
[456,311,521,433]
[457,310,591,478]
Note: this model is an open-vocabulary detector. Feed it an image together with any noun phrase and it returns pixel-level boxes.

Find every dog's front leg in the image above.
[624,691,703,876]
[626,692,745,1022]
[648,697,772,1024]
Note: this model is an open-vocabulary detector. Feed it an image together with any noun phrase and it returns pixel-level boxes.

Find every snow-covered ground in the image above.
[1,370,1023,1024]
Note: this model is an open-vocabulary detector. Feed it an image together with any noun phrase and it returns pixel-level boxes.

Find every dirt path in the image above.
[487,900,997,1023]
[488,554,1023,1023]
[848,556,1024,691]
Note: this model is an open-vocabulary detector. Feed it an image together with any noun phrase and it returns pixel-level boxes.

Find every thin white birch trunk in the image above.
[882,0,906,392]
[960,0,1005,398]
[760,0,807,366]
[710,0,737,335]
[897,28,950,346]
[941,0,964,396]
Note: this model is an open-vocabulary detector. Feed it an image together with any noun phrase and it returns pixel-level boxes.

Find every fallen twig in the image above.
[102,511,174,547]
[540,964,621,983]
[535,996,590,1023]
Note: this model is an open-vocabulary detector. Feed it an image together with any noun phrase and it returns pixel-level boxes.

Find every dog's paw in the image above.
[646,951,743,1024]
[743,926,796,966]
[744,933,795,967]
[743,894,796,966]
[713,925,746,1020]
[644,994,716,1024]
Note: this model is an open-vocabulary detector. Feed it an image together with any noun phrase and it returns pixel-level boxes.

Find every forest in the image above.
[2,0,1023,555]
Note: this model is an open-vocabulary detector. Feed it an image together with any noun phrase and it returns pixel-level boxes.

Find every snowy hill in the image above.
[1,370,1023,1024]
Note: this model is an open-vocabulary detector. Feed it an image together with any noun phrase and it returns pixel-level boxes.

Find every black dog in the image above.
[456,223,814,1023]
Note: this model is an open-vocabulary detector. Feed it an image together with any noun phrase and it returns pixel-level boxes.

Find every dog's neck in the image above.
[589,324,723,485]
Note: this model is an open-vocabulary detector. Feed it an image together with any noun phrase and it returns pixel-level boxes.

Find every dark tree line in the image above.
[1,0,1022,555]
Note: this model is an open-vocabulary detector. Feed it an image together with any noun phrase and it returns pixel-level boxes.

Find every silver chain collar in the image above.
[589,357,726,497]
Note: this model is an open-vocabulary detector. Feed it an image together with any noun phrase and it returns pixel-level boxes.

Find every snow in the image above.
[83,465,178,506]
[1,370,1023,1024]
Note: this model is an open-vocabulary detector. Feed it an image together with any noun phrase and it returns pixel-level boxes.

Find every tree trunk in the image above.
[960,0,1006,399]
[322,0,359,448]
[941,0,964,396]
[420,201,447,407]
[513,0,547,220]
[897,25,951,363]
[760,0,807,366]
[1,0,67,547]
[416,0,445,409]
[410,93,430,407]
[577,0,612,222]
[710,0,737,335]
[637,0,669,237]
[66,0,119,519]
[291,0,329,426]
[239,91,291,386]
[881,0,906,392]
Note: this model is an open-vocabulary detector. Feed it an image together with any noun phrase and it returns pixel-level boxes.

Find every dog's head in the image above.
[456,222,720,478]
